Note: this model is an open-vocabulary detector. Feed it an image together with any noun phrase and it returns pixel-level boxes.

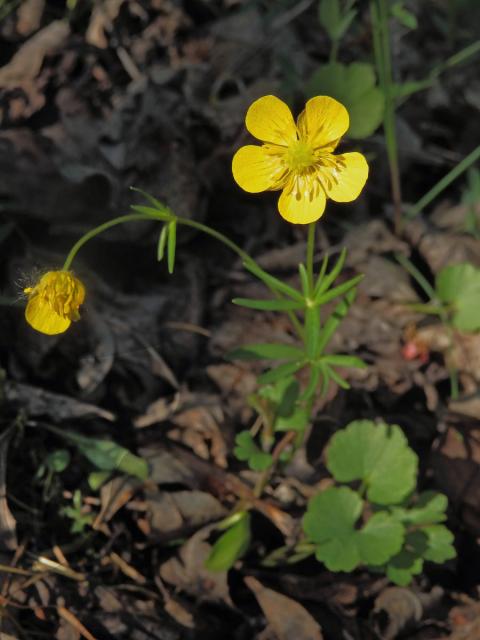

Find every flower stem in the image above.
[62,213,161,271]
[61,208,305,339]
[371,0,403,234]
[306,222,316,294]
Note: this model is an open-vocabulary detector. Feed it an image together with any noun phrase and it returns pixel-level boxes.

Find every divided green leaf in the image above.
[234,431,273,471]
[303,487,404,571]
[318,0,357,41]
[385,530,426,585]
[306,62,385,138]
[326,420,418,505]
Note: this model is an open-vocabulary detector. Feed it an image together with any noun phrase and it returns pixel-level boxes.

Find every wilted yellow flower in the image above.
[24,270,85,335]
[232,95,368,224]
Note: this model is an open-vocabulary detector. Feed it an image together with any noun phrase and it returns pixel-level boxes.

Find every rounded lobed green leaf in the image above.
[423,525,456,563]
[400,491,448,525]
[357,512,405,566]
[306,62,384,139]
[326,420,418,505]
[303,487,363,571]
[435,263,480,330]
[234,431,273,471]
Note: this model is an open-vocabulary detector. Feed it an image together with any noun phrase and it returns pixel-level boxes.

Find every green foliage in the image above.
[391,1,418,29]
[232,298,304,311]
[61,489,95,534]
[327,420,418,505]
[303,487,404,571]
[435,263,480,331]
[462,168,480,237]
[205,512,252,571]
[42,449,71,475]
[167,220,177,274]
[306,62,385,138]
[318,0,357,42]
[228,343,304,361]
[301,420,455,584]
[55,429,149,480]
[234,431,273,471]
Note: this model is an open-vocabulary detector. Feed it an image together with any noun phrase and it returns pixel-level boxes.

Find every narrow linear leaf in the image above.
[130,187,169,210]
[300,365,321,401]
[258,361,305,385]
[325,364,351,389]
[298,263,310,297]
[316,290,355,354]
[315,274,363,306]
[244,261,304,302]
[167,220,177,274]
[157,224,168,262]
[232,298,304,311]
[205,512,251,572]
[322,354,366,368]
[228,343,305,361]
[130,204,172,221]
[314,248,347,298]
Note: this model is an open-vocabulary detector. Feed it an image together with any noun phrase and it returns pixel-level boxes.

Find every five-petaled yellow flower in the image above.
[232,95,369,224]
[24,270,85,335]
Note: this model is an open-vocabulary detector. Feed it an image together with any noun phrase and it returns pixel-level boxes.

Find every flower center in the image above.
[285,140,315,173]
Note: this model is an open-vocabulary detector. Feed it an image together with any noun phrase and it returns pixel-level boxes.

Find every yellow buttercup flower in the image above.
[232,95,369,224]
[24,270,85,335]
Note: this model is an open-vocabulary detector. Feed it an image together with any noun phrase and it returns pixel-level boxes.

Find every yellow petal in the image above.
[245,96,297,146]
[322,152,369,202]
[278,176,326,224]
[297,96,349,149]
[25,295,71,335]
[232,145,286,193]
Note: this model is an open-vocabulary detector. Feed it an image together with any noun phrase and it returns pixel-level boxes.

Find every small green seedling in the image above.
[61,489,95,534]
[301,420,455,584]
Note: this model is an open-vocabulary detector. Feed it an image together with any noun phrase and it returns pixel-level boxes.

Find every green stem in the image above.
[61,209,305,338]
[429,38,480,80]
[329,38,339,63]
[371,0,403,234]
[407,144,480,218]
[306,223,316,294]
[62,214,162,271]
[395,253,437,300]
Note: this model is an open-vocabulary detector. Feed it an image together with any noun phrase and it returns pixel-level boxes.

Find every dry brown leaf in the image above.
[17,0,45,35]
[405,218,480,273]
[159,524,233,606]
[145,489,226,540]
[448,601,480,639]
[372,587,423,640]
[431,426,480,534]
[0,20,69,88]
[5,381,115,422]
[85,0,125,48]
[245,576,323,640]
[0,429,17,551]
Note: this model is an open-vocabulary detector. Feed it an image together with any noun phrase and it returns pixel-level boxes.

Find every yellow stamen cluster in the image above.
[24,270,85,335]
